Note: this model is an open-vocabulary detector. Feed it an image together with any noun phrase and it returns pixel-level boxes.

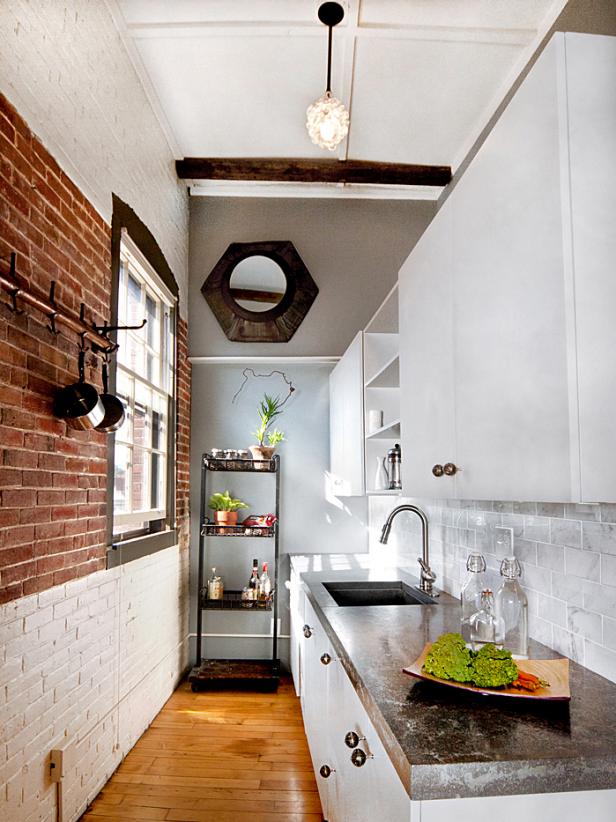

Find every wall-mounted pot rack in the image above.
[0,252,145,353]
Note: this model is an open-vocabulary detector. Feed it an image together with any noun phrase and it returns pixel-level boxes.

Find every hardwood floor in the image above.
[80,678,323,822]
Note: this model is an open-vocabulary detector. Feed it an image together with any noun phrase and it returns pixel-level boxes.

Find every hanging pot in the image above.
[95,360,125,433]
[53,349,105,430]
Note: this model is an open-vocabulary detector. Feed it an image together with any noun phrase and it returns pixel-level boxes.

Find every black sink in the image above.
[322,580,436,607]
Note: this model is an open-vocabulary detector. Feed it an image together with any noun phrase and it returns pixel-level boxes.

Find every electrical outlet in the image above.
[50,749,64,783]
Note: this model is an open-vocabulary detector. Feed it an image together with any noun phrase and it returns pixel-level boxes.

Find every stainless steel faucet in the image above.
[379,504,437,596]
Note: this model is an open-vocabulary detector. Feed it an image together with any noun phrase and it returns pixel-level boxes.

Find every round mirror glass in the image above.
[229,256,287,313]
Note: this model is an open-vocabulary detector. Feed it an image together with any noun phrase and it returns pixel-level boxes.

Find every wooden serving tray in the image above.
[403,643,571,701]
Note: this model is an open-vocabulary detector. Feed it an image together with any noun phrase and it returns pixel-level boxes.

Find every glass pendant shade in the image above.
[306,91,349,151]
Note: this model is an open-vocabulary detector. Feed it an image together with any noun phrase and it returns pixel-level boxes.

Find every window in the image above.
[112,237,176,542]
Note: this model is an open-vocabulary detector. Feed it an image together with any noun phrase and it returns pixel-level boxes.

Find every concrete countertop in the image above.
[291,554,616,802]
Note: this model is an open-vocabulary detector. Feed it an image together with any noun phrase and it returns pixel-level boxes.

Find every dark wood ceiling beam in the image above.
[176,158,451,187]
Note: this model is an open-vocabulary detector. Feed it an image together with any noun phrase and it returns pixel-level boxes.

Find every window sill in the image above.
[107,528,178,567]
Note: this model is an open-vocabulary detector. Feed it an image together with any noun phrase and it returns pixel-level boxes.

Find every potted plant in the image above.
[208,490,248,525]
[249,394,286,462]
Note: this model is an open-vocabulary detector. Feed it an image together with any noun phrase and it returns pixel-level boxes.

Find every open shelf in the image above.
[204,457,276,473]
[189,658,280,692]
[365,353,399,389]
[365,419,401,439]
[365,488,402,496]
[201,523,276,538]
[201,589,273,611]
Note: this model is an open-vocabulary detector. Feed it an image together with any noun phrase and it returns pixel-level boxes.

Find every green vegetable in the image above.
[422,635,519,689]
[423,633,473,683]
[469,643,518,688]
[207,491,249,512]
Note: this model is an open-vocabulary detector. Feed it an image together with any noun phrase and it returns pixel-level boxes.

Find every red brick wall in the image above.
[0,93,190,604]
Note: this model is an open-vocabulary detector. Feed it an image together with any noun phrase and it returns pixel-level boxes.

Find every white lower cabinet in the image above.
[296,594,616,822]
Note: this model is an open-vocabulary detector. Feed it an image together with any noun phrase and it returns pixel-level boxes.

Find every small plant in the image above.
[253,394,286,446]
[208,491,248,512]
[267,429,285,447]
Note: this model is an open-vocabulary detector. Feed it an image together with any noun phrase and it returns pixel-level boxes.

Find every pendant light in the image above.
[306,2,350,151]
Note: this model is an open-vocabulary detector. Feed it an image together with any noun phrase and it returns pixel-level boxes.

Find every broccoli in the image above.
[469,643,518,688]
[423,632,473,683]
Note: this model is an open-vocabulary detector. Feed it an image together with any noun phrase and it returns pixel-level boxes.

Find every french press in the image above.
[386,443,402,490]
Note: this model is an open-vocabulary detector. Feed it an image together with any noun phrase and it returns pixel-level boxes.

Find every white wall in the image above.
[0,545,189,822]
[0,0,189,309]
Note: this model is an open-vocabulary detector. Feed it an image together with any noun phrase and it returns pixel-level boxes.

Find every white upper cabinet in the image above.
[399,199,455,499]
[330,331,365,496]
[399,33,616,502]
[566,35,616,502]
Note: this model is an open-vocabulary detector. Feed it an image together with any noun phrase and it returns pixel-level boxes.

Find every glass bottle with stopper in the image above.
[495,554,528,658]
[470,589,504,651]
[460,553,487,644]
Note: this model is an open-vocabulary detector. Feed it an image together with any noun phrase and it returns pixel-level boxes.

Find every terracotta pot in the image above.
[249,445,275,462]
[213,510,238,525]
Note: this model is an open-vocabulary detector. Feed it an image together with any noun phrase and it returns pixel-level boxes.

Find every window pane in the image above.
[131,446,149,513]
[127,274,142,325]
[151,453,165,511]
[114,444,131,514]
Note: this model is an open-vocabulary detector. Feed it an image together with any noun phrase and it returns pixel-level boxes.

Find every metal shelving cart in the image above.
[189,454,281,692]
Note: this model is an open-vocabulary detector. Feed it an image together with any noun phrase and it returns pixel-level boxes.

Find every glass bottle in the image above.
[470,590,504,651]
[460,553,487,644]
[258,561,271,603]
[207,568,223,600]
[248,558,259,601]
[495,556,528,658]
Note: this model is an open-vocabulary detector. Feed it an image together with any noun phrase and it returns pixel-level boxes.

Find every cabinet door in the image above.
[301,597,336,818]
[399,198,457,498]
[327,660,410,822]
[329,331,365,496]
[289,570,304,697]
[566,34,616,502]
[452,36,574,501]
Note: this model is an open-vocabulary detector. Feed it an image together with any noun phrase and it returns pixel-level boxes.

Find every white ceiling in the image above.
[112,0,566,195]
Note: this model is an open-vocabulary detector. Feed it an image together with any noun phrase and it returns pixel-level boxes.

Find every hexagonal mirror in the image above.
[202,241,318,342]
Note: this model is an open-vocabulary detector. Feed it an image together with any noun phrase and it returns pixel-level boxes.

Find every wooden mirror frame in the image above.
[201,241,318,342]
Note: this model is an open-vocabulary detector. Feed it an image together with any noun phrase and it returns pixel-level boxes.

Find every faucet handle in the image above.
[417,557,436,582]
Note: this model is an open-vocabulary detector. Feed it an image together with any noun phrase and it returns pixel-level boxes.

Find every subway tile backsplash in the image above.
[369,496,616,683]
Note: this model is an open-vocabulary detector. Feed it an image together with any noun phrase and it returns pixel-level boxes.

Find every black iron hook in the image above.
[6,253,23,314]
[47,281,59,334]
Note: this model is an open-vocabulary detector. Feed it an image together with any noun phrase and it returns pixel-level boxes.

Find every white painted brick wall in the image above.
[0,0,189,310]
[0,545,189,822]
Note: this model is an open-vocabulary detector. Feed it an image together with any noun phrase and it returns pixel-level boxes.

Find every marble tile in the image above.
[537,593,567,627]
[513,537,538,565]
[552,626,585,664]
[565,547,600,581]
[537,502,565,518]
[602,616,616,653]
[523,516,550,543]
[582,521,616,556]
[550,519,582,549]
[585,640,616,683]
[600,503,616,523]
[567,606,603,642]
[521,562,551,593]
[493,500,514,513]
[601,554,616,588]
[565,503,601,521]
[536,542,565,573]
[583,581,616,619]
[551,570,584,606]
[513,501,538,515]
[527,613,553,646]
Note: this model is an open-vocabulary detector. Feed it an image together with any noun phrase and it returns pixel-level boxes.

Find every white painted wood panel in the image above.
[566,34,616,502]
[452,35,573,501]
[329,332,365,496]
[399,198,457,498]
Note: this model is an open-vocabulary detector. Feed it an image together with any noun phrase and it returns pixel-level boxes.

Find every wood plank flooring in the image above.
[80,678,323,822]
